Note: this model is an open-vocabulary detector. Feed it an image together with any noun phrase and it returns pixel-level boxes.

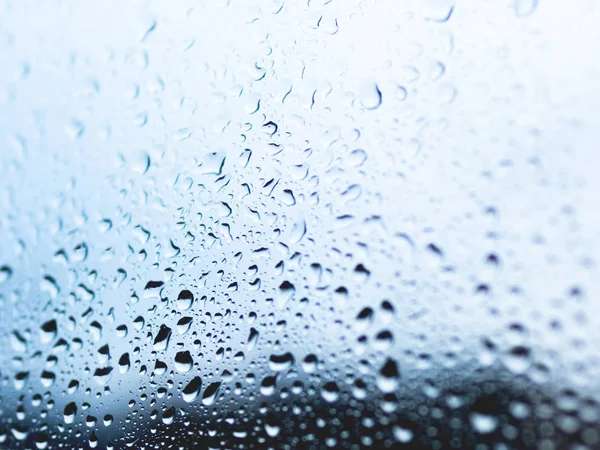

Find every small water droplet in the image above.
[425,0,455,22]
[470,412,499,434]
[132,151,151,174]
[393,425,414,443]
[358,80,382,110]
[514,0,538,17]
[40,276,59,299]
[0,265,13,284]
[138,15,157,42]
[65,119,85,140]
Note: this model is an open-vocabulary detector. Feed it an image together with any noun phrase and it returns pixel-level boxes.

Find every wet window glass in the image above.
[1,1,599,449]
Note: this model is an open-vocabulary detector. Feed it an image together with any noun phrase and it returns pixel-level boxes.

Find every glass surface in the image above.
[1,0,600,448]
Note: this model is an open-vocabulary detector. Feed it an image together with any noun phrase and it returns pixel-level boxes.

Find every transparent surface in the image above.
[1,0,600,448]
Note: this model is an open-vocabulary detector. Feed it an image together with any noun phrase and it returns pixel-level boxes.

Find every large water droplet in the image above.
[64,402,77,424]
[174,351,193,373]
[202,382,221,406]
[182,377,202,403]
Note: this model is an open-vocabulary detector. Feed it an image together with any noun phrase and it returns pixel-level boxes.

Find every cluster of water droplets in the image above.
[1,0,600,449]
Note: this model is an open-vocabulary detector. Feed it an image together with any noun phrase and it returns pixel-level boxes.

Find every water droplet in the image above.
[65,119,85,139]
[10,425,28,441]
[393,425,414,443]
[153,325,172,351]
[502,345,532,374]
[10,330,28,352]
[470,412,499,434]
[247,327,259,351]
[72,242,88,262]
[288,218,307,244]
[260,376,277,396]
[177,316,193,334]
[269,352,295,371]
[348,149,368,167]
[0,265,13,284]
[202,382,221,405]
[40,276,59,299]
[162,406,176,425]
[34,433,49,449]
[131,151,151,174]
[302,354,318,373]
[182,377,203,403]
[64,402,77,424]
[177,289,194,311]
[321,381,340,403]
[118,353,130,374]
[355,307,374,331]
[265,422,281,437]
[40,370,55,388]
[358,80,382,110]
[138,15,157,42]
[40,320,57,344]
[514,0,538,17]
[424,0,454,22]
[199,152,226,175]
[93,366,113,385]
[376,358,400,393]
[174,351,193,373]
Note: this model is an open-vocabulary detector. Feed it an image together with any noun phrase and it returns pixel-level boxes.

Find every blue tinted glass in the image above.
[1,1,600,448]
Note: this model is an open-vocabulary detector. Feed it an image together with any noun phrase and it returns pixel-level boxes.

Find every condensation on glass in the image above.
[1,0,599,448]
